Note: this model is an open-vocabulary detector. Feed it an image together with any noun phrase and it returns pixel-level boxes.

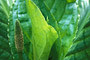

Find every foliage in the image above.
[0,0,90,60]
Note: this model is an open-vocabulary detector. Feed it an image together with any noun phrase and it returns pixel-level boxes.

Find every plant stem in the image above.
[18,51,23,60]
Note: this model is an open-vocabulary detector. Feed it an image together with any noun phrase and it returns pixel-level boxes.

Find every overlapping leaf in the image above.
[65,21,90,60]
[0,0,9,18]
[65,0,90,60]
[0,0,13,60]
[31,0,79,60]
[8,0,31,60]
[26,0,58,60]
[0,0,90,60]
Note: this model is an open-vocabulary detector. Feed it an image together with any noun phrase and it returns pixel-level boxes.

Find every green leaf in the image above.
[65,21,90,60]
[49,1,79,60]
[76,0,90,39]
[32,0,67,27]
[26,0,58,60]
[0,6,13,59]
[0,1,9,23]
[64,1,90,59]
[8,0,31,60]
[0,0,90,60]
[77,0,89,19]
[0,36,13,60]
[8,0,13,8]
[30,0,79,60]
[0,0,9,18]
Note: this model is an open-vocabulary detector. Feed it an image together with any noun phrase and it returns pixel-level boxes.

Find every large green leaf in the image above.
[0,1,13,60]
[0,23,13,60]
[0,0,90,60]
[0,0,9,18]
[64,0,90,60]
[32,0,79,60]
[76,0,90,39]
[49,2,79,60]
[77,0,89,19]
[32,0,67,27]
[61,0,90,60]
[26,0,58,60]
[8,0,31,60]
[0,1,8,23]
[65,21,90,60]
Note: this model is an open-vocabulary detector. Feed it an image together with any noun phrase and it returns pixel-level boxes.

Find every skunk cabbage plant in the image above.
[0,0,90,60]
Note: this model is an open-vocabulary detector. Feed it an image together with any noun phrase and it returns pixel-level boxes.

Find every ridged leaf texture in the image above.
[0,0,90,60]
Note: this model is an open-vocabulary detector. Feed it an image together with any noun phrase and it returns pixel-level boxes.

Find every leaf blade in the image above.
[26,0,58,60]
